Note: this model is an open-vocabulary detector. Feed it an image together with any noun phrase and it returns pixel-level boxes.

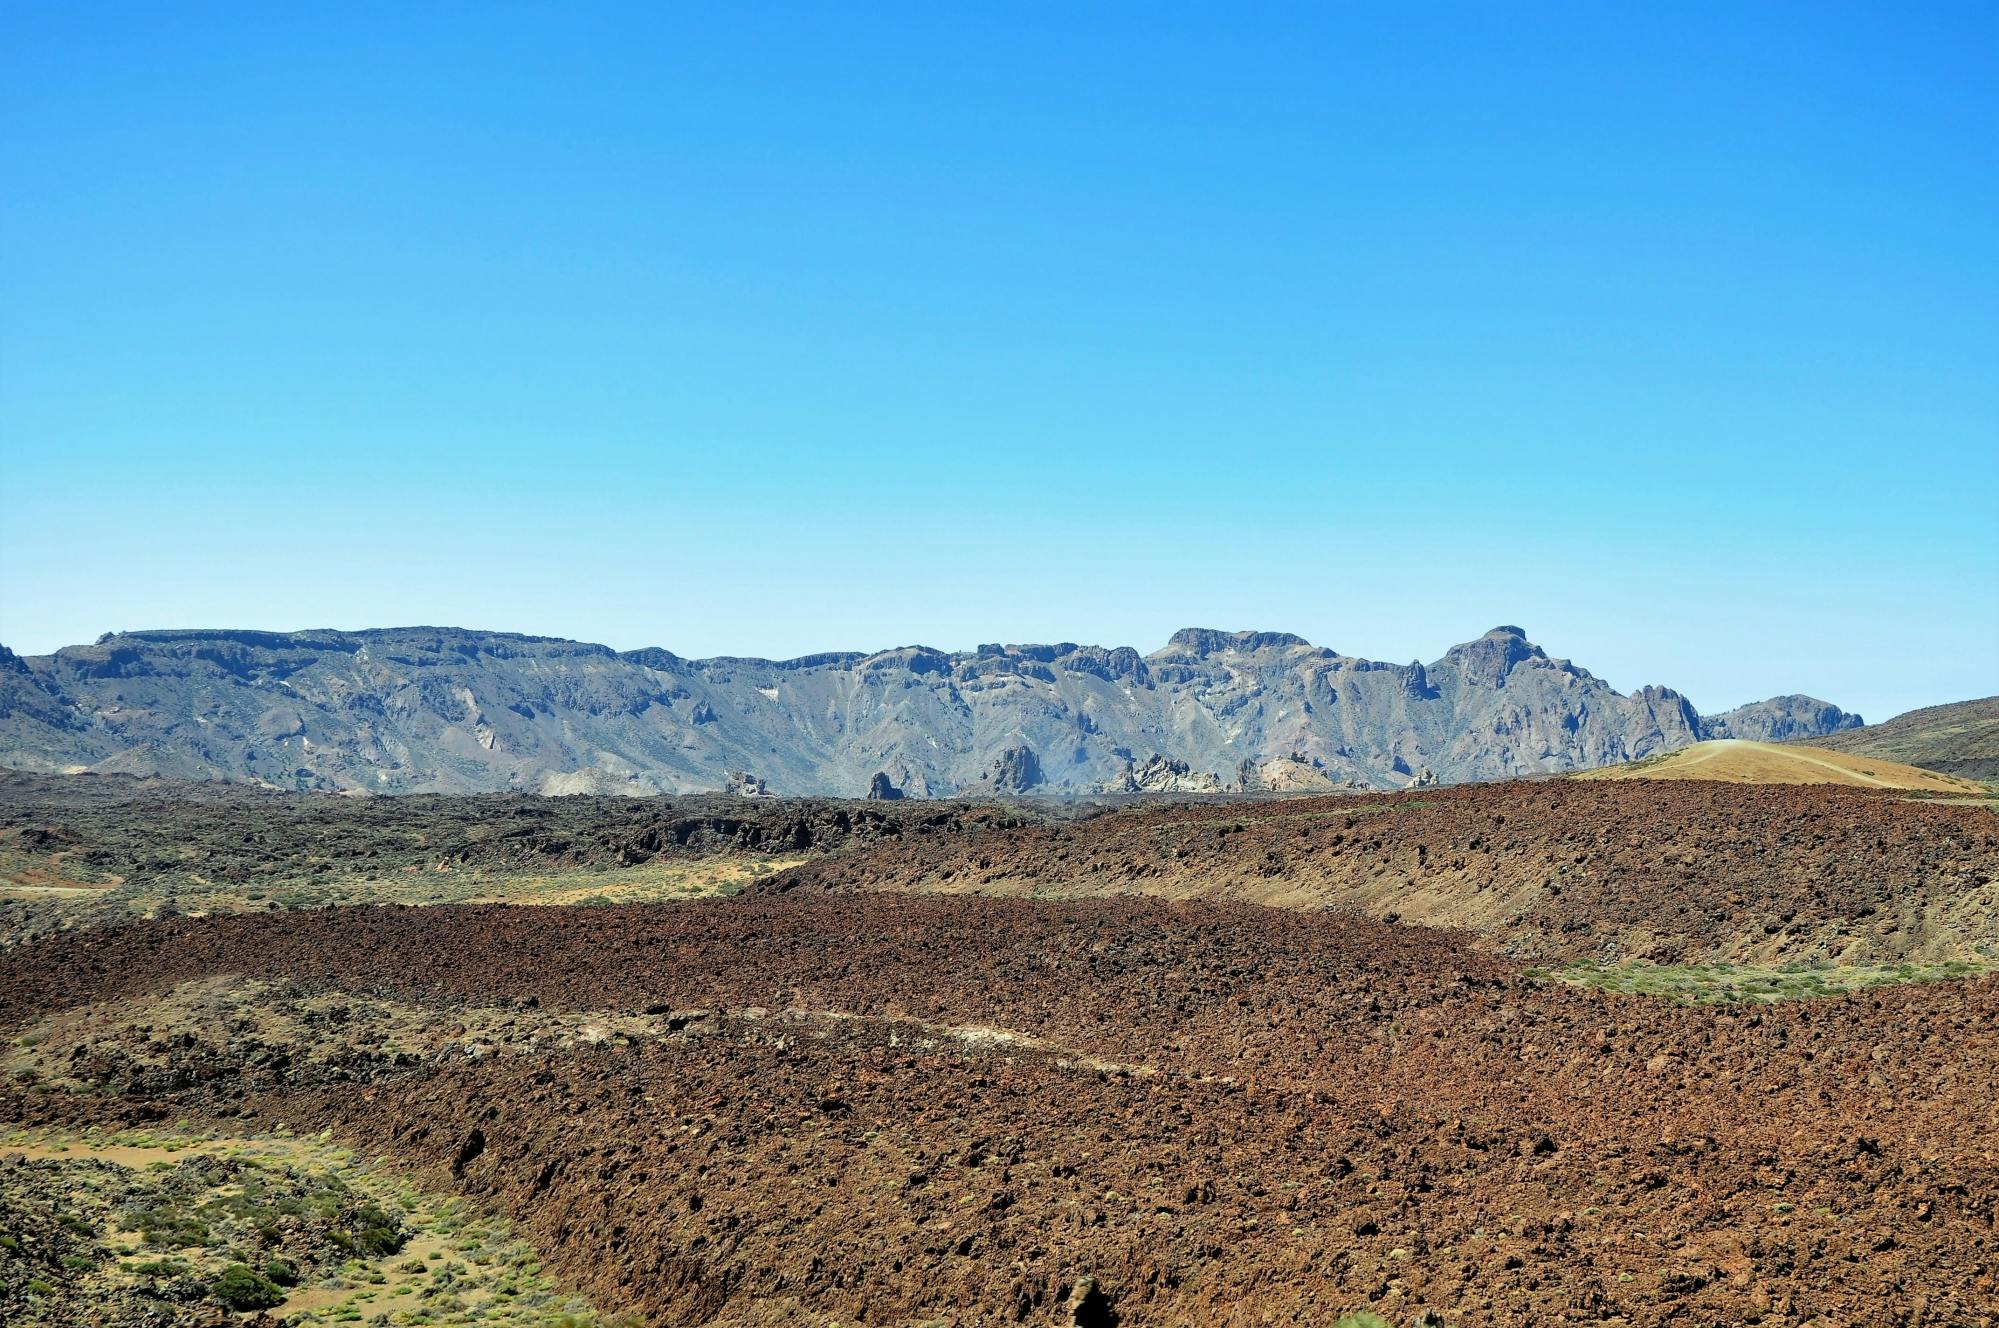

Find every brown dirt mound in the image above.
[3,896,1997,1326]
[764,780,1999,965]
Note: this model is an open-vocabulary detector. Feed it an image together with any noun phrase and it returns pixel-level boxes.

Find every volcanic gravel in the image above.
[765,780,1999,964]
[3,895,1996,1326]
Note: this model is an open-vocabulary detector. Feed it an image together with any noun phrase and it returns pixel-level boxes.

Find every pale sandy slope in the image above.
[1573,738,1988,794]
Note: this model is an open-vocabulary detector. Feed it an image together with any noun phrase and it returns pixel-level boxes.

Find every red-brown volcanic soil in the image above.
[766,781,1999,965]
[3,894,1996,1326]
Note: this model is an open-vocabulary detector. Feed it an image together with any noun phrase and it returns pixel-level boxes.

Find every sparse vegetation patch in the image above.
[1534,957,1995,1003]
[0,1129,619,1327]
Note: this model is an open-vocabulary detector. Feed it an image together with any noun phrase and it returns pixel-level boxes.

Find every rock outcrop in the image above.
[1099,754,1225,795]
[1701,695,1866,743]
[976,746,1044,794]
[865,772,903,801]
[1233,753,1366,794]
[0,625,1863,795]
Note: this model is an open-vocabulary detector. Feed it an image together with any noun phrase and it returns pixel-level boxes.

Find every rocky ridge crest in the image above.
[0,625,1863,795]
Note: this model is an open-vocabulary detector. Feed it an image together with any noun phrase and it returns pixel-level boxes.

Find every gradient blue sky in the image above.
[3,3,1994,722]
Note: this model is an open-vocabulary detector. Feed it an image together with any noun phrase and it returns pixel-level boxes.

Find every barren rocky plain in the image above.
[1,770,1996,1326]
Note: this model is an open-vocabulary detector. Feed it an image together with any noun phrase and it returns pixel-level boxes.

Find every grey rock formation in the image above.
[0,625,1861,795]
[976,745,1044,794]
[865,771,903,801]
[1103,754,1224,795]
[1234,752,1372,794]
[1699,695,1865,742]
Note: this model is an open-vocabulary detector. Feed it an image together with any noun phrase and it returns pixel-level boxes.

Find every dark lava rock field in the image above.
[0,774,1994,1325]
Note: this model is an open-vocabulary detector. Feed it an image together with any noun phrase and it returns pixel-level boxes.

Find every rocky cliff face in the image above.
[0,625,1862,795]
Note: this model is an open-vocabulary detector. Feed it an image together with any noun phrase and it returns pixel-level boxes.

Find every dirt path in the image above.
[1768,744,1905,787]
[1585,738,1980,792]
[1680,739,1906,788]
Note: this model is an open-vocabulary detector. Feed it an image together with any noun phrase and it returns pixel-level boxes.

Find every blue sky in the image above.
[2,3,1993,722]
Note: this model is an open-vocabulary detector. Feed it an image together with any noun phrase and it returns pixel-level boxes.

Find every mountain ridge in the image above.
[0,625,1861,796]
[1784,696,1999,780]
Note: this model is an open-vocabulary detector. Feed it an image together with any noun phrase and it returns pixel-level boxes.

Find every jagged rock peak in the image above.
[1157,628,1315,658]
[1444,625,1545,653]
[865,771,903,800]
[860,645,953,675]
[1439,626,1551,682]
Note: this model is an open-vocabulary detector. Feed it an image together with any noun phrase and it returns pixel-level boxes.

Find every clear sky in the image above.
[2,3,1994,723]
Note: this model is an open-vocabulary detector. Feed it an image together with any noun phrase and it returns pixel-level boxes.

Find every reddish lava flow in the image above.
[3,895,1996,1326]
[766,780,1999,964]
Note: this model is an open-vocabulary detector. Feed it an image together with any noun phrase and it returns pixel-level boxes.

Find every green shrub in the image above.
[212,1263,285,1311]
[265,1257,300,1286]
[349,1206,407,1256]
[132,1201,214,1249]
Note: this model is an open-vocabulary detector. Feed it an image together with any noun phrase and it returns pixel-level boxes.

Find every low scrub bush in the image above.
[212,1262,285,1311]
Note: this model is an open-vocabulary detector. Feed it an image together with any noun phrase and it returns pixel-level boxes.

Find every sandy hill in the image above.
[1789,695,1999,780]
[1572,738,1985,794]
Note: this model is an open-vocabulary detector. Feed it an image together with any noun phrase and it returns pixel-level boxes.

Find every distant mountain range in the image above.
[0,626,1862,796]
